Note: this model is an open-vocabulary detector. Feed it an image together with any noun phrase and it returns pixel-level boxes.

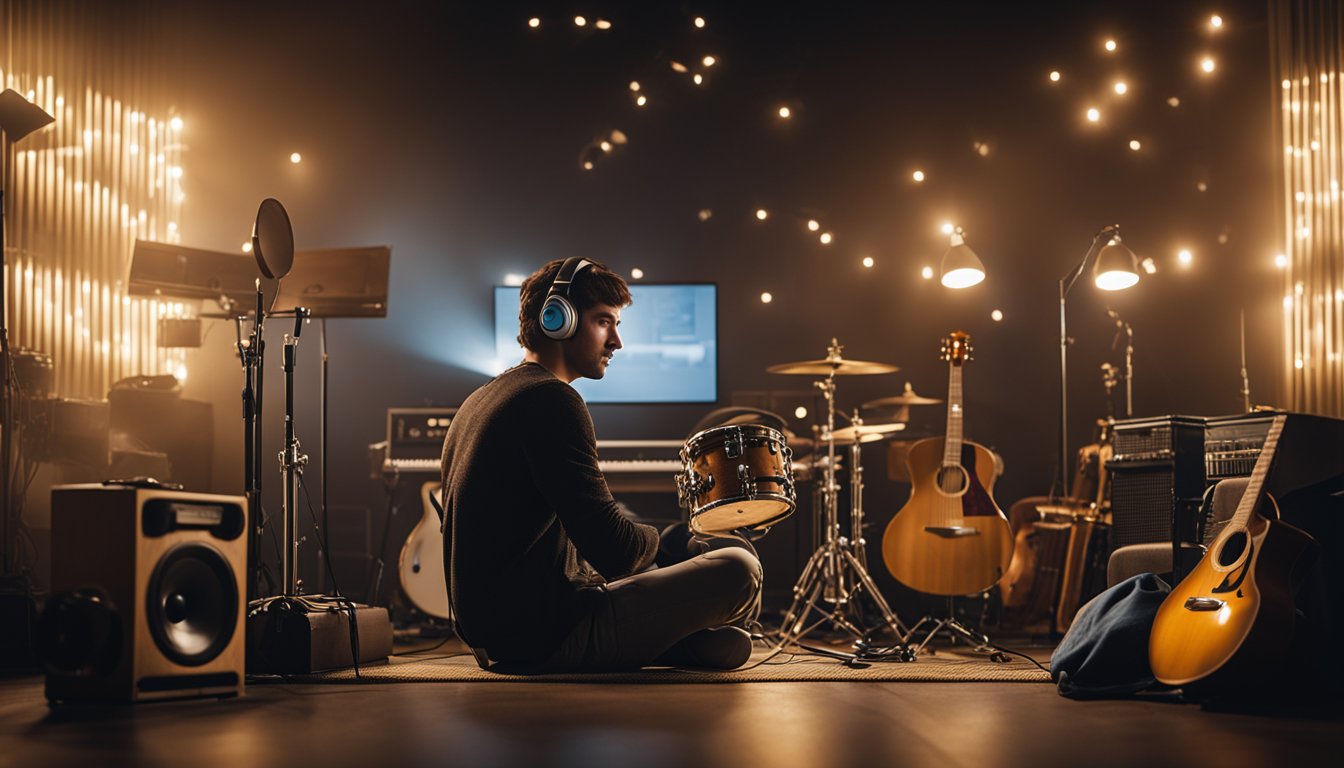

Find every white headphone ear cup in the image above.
[540,295,577,340]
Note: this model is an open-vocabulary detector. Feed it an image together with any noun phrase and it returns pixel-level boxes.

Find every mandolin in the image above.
[1148,413,1317,691]
[398,480,452,620]
[881,332,1013,596]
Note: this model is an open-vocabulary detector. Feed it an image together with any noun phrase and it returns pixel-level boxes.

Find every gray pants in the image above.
[537,545,762,672]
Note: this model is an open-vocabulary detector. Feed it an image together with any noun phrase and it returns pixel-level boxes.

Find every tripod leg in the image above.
[839,548,908,638]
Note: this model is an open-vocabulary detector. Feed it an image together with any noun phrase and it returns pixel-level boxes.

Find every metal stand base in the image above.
[904,598,998,656]
[776,537,907,647]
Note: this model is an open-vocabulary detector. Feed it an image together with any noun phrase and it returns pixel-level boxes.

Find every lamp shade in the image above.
[1092,236,1140,291]
[940,229,985,289]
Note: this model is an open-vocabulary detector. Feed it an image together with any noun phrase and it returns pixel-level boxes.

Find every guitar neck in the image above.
[942,364,964,466]
[1230,413,1287,527]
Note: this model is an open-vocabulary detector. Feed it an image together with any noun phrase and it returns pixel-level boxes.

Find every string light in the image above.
[1129,139,1141,151]
[1086,107,1101,122]
[694,16,706,28]
[594,19,612,30]
[991,309,1004,322]
[698,209,713,221]
[1210,14,1223,29]
[912,170,925,182]
[1049,70,1061,83]
[670,61,688,73]
[574,15,586,27]
[921,266,934,280]
[631,268,644,279]
[1104,39,1117,52]
[629,81,641,92]
[1178,249,1193,267]
[702,56,717,67]
[819,232,833,245]
[528,17,540,29]
[862,256,874,268]
[777,105,791,119]
[1200,57,1216,73]
[636,95,648,107]
[807,219,820,232]
[1275,254,1288,269]
[693,73,703,85]
[1167,96,1181,107]
[242,242,253,253]
[794,406,807,419]
[760,292,773,303]
[1113,81,1128,95]
[170,116,183,131]
[290,152,302,164]
[940,223,954,235]
[756,208,769,221]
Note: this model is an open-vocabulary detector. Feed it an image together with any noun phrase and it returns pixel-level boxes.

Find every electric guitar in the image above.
[1148,413,1317,691]
[881,332,1013,595]
[398,480,452,620]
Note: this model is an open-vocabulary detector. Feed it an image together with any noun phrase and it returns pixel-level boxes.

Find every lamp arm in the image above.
[1059,224,1121,297]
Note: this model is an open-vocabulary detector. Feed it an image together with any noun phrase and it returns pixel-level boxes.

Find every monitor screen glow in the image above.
[494,283,717,403]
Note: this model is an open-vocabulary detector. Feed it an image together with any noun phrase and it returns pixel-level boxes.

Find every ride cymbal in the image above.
[767,358,900,376]
[862,382,943,409]
[826,422,906,444]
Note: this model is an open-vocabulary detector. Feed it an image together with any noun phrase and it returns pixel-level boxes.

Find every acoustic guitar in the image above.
[397,480,452,620]
[1148,413,1317,690]
[881,332,1013,596]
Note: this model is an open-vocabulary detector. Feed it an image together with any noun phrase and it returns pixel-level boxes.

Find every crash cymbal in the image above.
[862,382,943,409]
[767,358,900,376]
[826,422,907,444]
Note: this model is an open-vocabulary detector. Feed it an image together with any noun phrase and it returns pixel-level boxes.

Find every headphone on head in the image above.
[539,257,594,340]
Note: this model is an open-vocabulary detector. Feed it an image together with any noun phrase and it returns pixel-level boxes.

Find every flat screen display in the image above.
[494,283,717,403]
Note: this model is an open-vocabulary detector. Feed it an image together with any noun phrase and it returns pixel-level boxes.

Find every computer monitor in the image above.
[494,283,717,403]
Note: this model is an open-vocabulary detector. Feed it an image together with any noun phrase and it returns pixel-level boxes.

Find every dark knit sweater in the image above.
[439,362,659,662]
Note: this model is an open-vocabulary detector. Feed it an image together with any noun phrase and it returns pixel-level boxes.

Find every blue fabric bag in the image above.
[1050,572,1171,699]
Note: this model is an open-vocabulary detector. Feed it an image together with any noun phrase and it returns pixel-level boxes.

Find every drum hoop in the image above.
[685,423,787,453]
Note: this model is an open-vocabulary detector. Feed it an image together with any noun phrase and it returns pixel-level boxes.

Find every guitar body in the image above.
[882,437,1014,596]
[1149,494,1315,689]
[398,480,452,620]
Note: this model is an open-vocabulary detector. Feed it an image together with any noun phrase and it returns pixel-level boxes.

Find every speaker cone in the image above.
[145,543,238,666]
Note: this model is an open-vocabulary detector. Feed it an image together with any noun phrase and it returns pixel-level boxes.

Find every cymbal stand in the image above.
[278,307,310,595]
[777,359,907,648]
[903,597,996,655]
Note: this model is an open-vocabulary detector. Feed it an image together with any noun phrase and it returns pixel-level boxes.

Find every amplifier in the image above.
[1106,416,1206,552]
[1204,412,1276,482]
[386,408,456,461]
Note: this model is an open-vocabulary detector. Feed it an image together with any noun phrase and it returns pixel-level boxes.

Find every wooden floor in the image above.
[3,639,1340,768]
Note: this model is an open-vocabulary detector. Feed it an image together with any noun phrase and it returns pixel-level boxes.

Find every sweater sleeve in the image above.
[520,382,658,580]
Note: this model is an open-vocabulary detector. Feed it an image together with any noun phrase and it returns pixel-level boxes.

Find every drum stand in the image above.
[776,371,908,648]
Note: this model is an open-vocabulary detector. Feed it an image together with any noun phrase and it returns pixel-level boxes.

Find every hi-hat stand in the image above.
[776,342,907,648]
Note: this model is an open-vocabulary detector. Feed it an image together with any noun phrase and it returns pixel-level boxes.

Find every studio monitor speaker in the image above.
[43,485,247,703]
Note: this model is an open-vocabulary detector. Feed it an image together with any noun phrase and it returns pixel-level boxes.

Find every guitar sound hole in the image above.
[936,466,968,495]
[1216,531,1248,567]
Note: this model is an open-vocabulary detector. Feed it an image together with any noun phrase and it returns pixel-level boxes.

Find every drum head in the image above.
[690,497,794,535]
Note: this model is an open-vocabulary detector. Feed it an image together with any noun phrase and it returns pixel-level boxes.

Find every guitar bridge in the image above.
[924,526,980,538]
[1183,597,1225,612]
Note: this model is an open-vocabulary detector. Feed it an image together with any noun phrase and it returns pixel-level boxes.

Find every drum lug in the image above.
[738,464,757,500]
[725,426,743,459]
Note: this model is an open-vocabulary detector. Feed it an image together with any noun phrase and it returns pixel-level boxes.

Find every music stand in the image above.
[273,245,390,592]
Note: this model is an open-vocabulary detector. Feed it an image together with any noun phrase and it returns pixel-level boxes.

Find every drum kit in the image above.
[676,338,943,648]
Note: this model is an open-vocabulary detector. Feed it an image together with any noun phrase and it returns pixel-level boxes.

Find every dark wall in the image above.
[166,1,1281,594]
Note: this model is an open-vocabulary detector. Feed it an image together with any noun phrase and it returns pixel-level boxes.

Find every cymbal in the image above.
[826,422,907,445]
[767,358,899,376]
[862,382,943,409]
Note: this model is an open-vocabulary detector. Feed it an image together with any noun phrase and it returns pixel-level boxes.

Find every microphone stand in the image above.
[280,308,310,595]
[237,282,269,600]
[1239,310,1251,412]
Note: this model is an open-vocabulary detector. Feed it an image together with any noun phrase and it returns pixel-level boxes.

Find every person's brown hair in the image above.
[517,258,631,351]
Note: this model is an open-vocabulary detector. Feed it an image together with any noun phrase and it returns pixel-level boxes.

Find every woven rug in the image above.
[274,648,1052,684]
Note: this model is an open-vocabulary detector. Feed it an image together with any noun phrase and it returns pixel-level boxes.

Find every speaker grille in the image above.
[1110,468,1175,548]
[145,543,238,667]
